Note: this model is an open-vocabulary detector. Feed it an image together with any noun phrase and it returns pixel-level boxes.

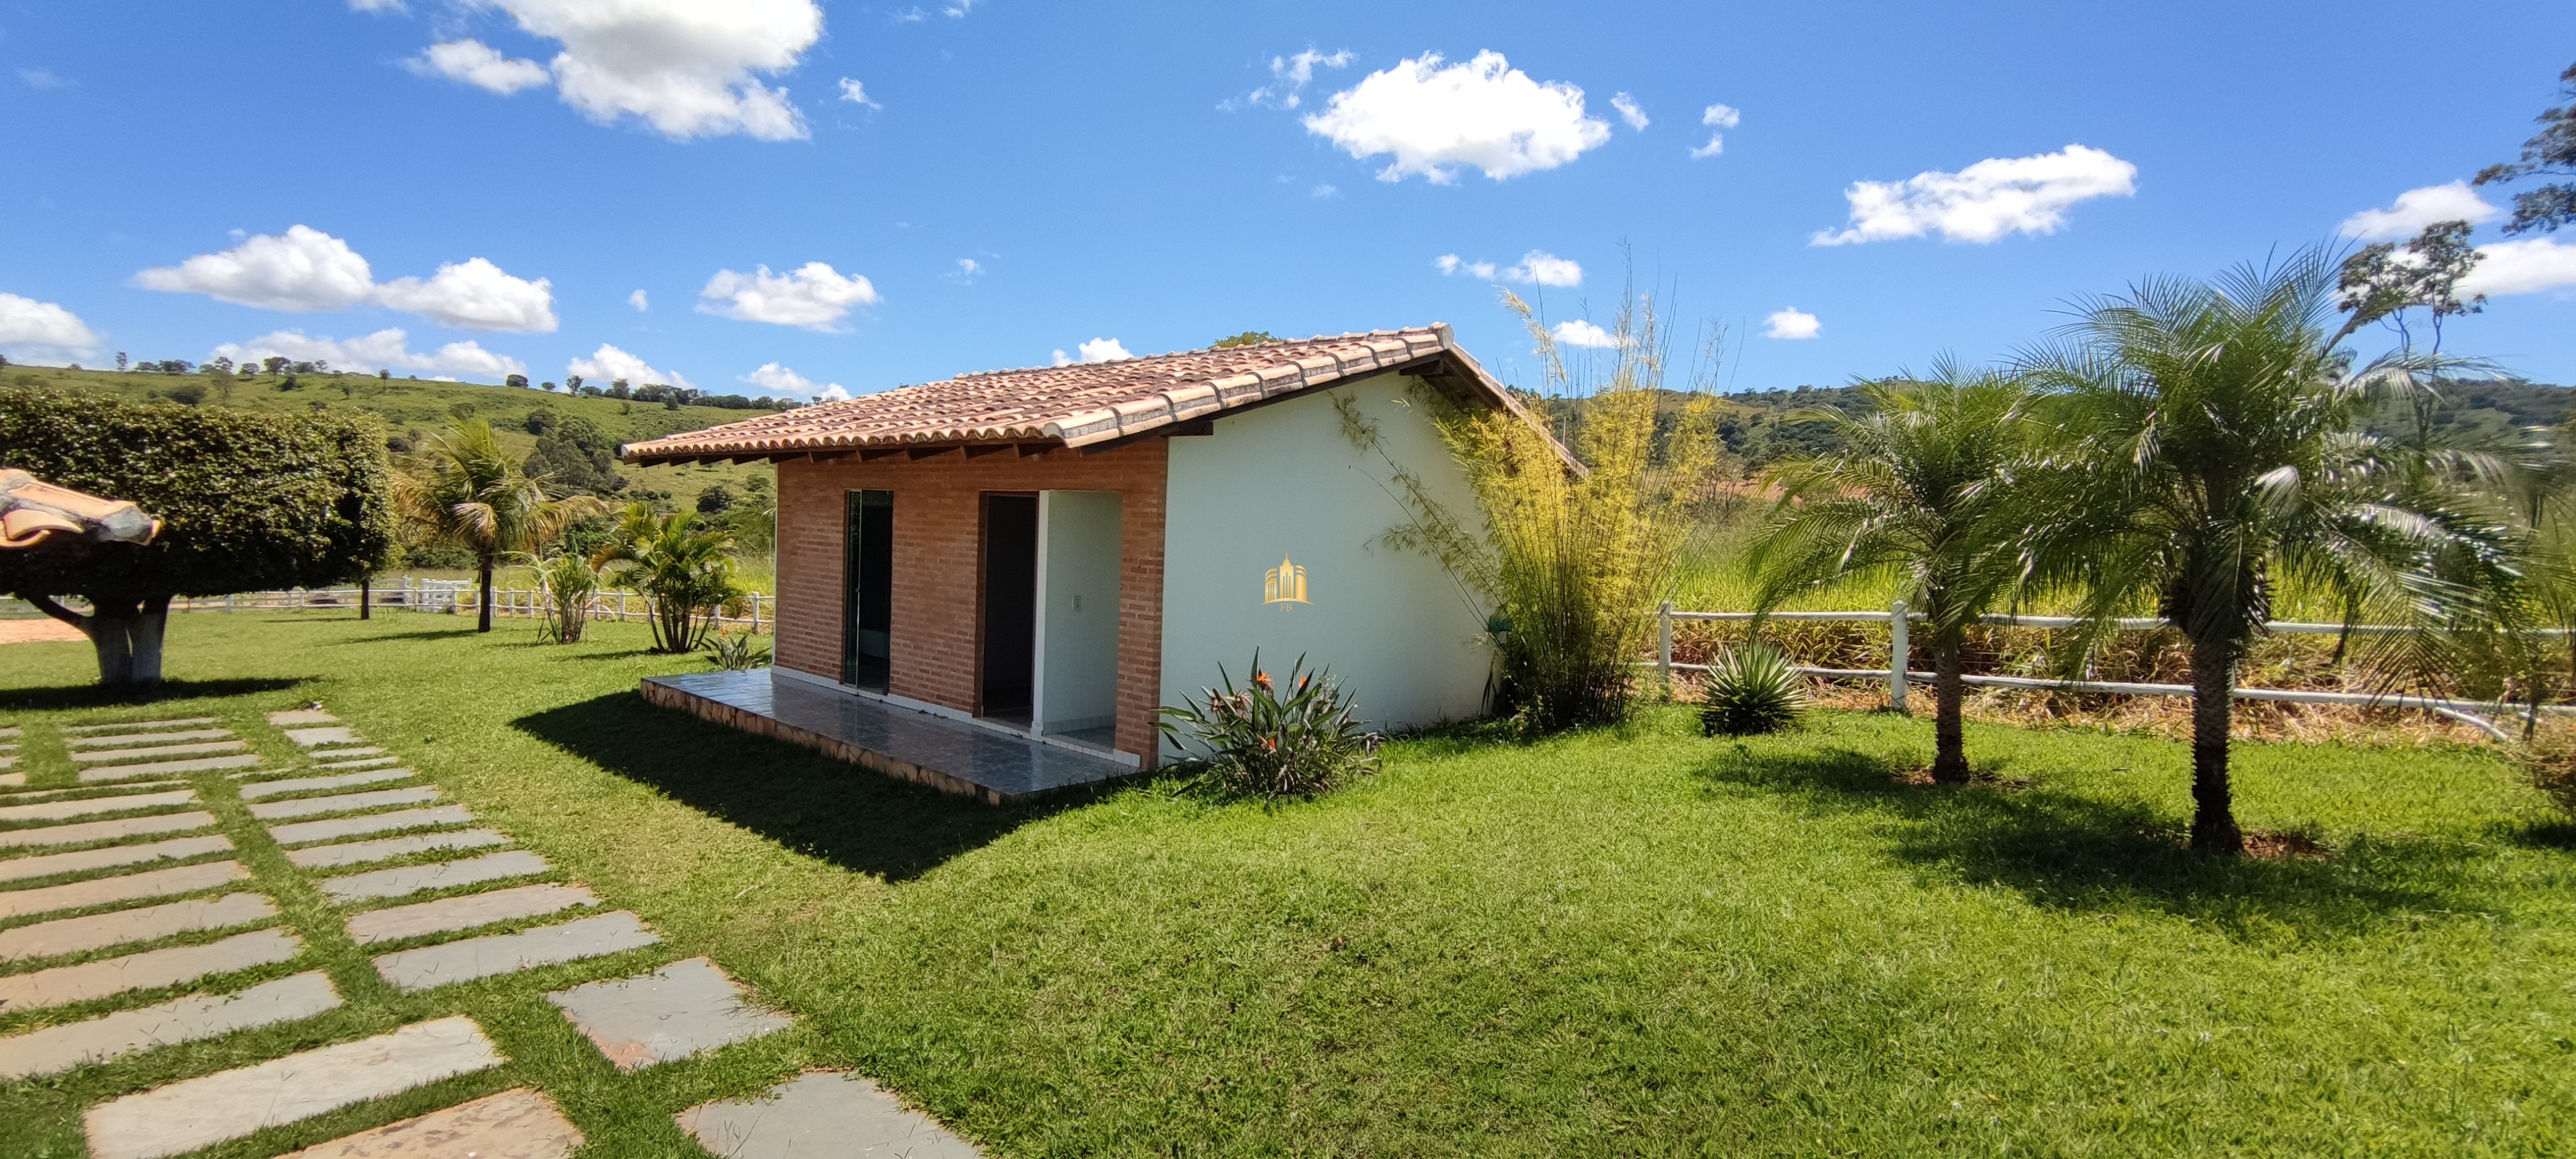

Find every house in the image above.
[620,326,1558,804]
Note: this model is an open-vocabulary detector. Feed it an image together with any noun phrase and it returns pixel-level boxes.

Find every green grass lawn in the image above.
[5,613,2574,1156]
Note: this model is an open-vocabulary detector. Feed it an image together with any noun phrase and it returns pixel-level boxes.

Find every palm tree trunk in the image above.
[2187,630,2245,854]
[477,558,495,633]
[1931,637,1969,783]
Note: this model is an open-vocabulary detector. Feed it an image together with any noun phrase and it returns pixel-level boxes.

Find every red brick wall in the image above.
[774,442,1168,764]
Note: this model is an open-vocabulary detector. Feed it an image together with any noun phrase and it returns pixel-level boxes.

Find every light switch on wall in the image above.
[1071,594,1083,612]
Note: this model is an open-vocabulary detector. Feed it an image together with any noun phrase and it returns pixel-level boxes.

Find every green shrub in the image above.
[0,386,395,684]
[1159,654,1380,797]
[705,628,771,671]
[1700,644,1810,736]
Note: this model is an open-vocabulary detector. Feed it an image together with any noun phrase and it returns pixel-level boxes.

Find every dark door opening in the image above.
[979,492,1038,725]
[842,489,894,692]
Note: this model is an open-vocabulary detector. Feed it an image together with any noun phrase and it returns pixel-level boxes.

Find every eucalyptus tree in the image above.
[396,418,602,633]
[1747,367,2034,783]
[2019,251,2488,854]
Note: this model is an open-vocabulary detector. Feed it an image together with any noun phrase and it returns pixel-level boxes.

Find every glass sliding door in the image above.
[842,489,894,691]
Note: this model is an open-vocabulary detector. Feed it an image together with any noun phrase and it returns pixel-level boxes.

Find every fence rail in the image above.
[1654,599,2558,742]
[5,580,775,635]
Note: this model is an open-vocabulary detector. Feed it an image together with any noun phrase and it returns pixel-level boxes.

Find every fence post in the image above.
[1887,598,1909,713]
[1656,600,1673,694]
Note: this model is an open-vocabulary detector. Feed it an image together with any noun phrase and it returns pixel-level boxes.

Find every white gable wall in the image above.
[1159,373,1493,750]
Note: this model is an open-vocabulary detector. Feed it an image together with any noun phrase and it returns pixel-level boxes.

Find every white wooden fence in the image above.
[1653,599,2564,742]
[138,578,777,634]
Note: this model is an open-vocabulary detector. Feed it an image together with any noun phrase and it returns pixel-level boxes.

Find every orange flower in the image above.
[1252,671,1273,691]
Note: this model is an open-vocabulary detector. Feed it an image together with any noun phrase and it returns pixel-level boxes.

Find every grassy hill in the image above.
[2,363,779,516]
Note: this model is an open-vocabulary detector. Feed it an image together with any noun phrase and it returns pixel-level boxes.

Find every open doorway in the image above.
[841,489,892,692]
[1033,490,1123,749]
[978,493,1038,724]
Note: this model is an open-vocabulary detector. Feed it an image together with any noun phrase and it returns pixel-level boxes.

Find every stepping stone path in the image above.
[84,1016,503,1159]
[247,785,444,821]
[0,833,232,883]
[0,971,342,1079]
[0,706,984,1157]
[547,957,790,1071]
[0,893,277,961]
[679,1070,985,1159]
[277,1088,583,1159]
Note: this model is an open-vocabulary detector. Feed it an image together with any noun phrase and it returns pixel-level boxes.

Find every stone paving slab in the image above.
[67,729,235,749]
[307,745,389,760]
[0,771,20,787]
[0,810,214,850]
[547,957,791,1072]
[84,1015,504,1159]
[284,726,365,747]
[240,768,417,800]
[0,788,196,824]
[0,928,301,1012]
[269,805,475,846]
[373,911,658,992]
[249,786,444,821]
[0,893,278,961]
[0,834,233,883]
[276,1087,581,1159]
[72,740,249,763]
[347,883,598,945]
[0,970,342,1079]
[315,755,404,770]
[1,780,185,804]
[267,710,340,726]
[286,829,511,870]
[0,726,18,738]
[323,850,550,903]
[64,718,218,734]
[678,1070,985,1159]
[0,859,246,920]
[81,755,263,783]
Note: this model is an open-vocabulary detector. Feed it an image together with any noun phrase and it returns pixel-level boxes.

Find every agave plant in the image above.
[704,627,772,672]
[1699,643,1809,737]
[1158,653,1381,797]
[521,550,599,645]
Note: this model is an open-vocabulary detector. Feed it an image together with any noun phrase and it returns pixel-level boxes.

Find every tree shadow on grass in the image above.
[0,677,310,713]
[1696,744,2492,940]
[515,692,1070,882]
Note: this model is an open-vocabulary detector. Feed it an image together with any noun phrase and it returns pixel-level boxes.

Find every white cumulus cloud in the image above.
[1051,338,1132,366]
[1434,250,1581,287]
[136,227,555,333]
[1611,92,1648,131]
[628,289,649,311]
[1690,103,1739,159]
[568,343,692,389]
[1812,144,2138,246]
[697,262,879,331]
[348,0,406,11]
[2340,181,2501,241]
[838,77,880,108]
[1551,319,1621,349]
[1303,51,1612,183]
[2460,237,2576,298]
[134,225,375,312]
[409,0,823,142]
[743,361,845,401]
[410,40,549,95]
[1764,308,1821,340]
[0,292,102,363]
[372,258,556,332]
[211,329,526,382]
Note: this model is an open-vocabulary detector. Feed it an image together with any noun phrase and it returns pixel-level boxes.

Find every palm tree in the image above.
[395,419,600,633]
[2019,251,2483,854]
[1747,367,2034,783]
[591,502,741,653]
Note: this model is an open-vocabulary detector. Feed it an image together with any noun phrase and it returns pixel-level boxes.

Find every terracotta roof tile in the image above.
[622,325,1548,464]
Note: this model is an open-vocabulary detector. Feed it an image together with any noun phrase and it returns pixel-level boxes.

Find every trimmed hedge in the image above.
[0,387,397,602]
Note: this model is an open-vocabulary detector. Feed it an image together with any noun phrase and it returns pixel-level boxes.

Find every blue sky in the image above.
[4,0,2574,399]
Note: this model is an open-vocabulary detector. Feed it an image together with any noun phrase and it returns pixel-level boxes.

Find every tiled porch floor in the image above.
[640,669,1137,805]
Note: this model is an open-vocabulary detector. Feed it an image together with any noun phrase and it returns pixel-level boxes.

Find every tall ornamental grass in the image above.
[1361,286,1725,732]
